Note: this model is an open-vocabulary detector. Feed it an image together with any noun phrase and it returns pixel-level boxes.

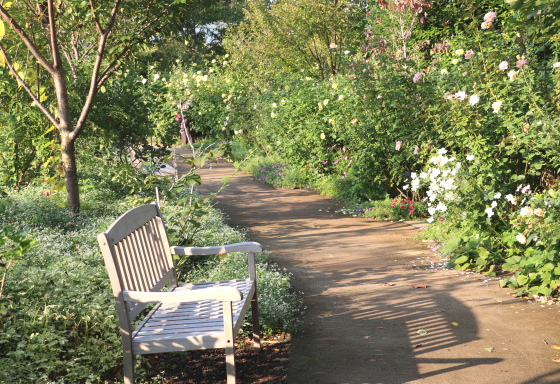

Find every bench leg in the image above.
[251,290,261,350]
[224,302,236,384]
[123,347,134,384]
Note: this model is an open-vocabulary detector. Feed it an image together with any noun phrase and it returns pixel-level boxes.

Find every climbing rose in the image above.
[395,141,403,151]
[454,91,467,101]
[508,70,520,81]
[498,61,509,71]
[516,233,527,244]
[534,208,544,217]
[516,59,528,68]
[492,101,502,113]
[481,21,493,29]
[484,12,497,22]
[520,207,534,217]
[469,94,480,105]
[413,72,423,83]
[464,50,474,59]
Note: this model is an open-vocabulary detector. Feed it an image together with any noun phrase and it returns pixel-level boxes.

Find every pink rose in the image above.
[516,59,528,68]
[484,12,497,22]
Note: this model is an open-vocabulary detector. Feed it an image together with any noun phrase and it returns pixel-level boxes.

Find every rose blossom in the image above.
[534,208,544,217]
[516,233,527,245]
[484,12,497,22]
[520,206,533,217]
[454,91,467,101]
[492,100,502,113]
[498,61,509,71]
[508,70,520,81]
[469,94,480,105]
[516,59,528,68]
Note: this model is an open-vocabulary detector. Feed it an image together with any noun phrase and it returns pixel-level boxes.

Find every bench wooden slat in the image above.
[98,204,262,384]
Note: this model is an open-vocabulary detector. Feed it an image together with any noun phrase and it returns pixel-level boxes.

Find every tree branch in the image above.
[0,43,59,127]
[88,0,103,34]
[47,0,62,69]
[99,0,175,81]
[0,4,55,74]
[72,1,174,139]
[70,0,123,140]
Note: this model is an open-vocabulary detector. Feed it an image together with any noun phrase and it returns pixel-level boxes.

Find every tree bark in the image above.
[60,131,80,214]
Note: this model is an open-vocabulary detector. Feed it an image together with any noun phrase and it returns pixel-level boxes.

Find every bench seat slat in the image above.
[131,278,255,355]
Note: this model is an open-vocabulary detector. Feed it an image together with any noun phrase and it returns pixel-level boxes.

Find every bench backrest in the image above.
[98,204,178,323]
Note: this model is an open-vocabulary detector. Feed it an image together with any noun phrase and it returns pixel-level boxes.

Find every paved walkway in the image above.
[176,149,560,384]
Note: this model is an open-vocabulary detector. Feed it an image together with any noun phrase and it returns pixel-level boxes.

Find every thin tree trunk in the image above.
[61,130,80,214]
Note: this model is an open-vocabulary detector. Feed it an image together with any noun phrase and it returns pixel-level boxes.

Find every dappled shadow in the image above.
[283,263,502,383]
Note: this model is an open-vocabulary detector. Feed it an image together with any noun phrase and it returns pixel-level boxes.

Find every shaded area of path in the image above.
[176,149,560,384]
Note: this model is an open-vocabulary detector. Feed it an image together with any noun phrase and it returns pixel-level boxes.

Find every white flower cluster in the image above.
[407,148,462,223]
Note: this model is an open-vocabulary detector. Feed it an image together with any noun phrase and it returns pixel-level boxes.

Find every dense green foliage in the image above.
[157,0,560,297]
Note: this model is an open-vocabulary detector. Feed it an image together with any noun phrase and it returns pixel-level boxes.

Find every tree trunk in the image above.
[53,58,81,213]
[60,129,80,214]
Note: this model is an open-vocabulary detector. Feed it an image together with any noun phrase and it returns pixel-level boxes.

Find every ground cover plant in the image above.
[0,152,302,383]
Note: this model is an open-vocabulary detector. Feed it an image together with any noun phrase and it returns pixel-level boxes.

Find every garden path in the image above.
[175,148,560,384]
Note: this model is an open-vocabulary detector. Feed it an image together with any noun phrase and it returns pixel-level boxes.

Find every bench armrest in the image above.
[122,286,243,303]
[170,241,262,256]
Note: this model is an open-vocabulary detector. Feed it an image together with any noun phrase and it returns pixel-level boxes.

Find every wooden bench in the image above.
[97,204,262,384]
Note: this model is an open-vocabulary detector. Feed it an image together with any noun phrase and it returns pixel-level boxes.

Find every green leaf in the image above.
[454,255,469,265]
[179,174,201,186]
[516,274,529,286]
[192,156,207,168]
